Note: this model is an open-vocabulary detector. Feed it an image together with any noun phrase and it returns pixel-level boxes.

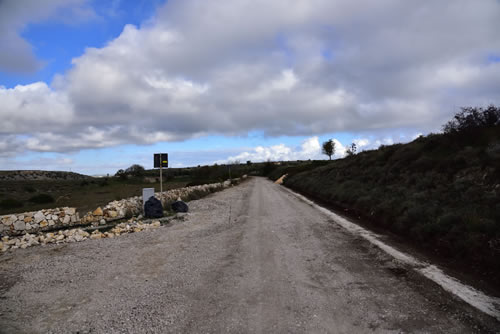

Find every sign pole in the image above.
[160,156,163,193]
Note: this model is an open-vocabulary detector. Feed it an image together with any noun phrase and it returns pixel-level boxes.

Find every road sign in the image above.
[154,153,168,193]
[154,153,168,168]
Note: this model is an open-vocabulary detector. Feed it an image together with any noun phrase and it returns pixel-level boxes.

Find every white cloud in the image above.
[220,136,343,163]
[0,0,96,72]
[1,0,500,156]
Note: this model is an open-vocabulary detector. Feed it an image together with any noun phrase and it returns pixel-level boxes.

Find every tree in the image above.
[125,164,145,177]
[115,169,127,180]
[443,105,500,134]
[322,139,335,160]
[346,143,357,156]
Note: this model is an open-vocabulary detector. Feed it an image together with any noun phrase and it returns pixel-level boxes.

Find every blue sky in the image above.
[1,0,499,175]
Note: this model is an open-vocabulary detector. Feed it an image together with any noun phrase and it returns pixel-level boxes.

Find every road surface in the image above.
[0,177,498,333]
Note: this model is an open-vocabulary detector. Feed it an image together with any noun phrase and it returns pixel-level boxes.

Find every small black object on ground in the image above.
[171,201,188,213]
[144,196,164,218]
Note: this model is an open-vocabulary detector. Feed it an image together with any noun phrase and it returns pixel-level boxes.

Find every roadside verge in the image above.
[281,184,500,322]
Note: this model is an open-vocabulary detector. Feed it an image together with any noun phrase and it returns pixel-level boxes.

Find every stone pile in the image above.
[79,181,227,226]
[0,207,79,237]
[0,179,235,243]
[0,219,163,252]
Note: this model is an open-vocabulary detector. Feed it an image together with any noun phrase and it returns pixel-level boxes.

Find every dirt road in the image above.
[0,177,498,333]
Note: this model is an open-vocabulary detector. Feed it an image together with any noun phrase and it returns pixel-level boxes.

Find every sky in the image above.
[1,0,500,175]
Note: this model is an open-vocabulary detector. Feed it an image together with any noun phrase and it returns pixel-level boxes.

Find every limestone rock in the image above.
[65,208,76,215]
[93,207,103,216]
[13,221,26,231]
[34,212,45,223]
[24,216,33,223]
[90,231,103,239]
[107,210,118,218]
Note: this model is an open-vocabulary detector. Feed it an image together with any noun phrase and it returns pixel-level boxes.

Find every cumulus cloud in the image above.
[219,136,345,163]
[1,0,500,155]
[0,0,96,72]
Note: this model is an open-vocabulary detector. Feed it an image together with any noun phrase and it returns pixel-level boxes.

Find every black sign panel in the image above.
[154,153,168,168]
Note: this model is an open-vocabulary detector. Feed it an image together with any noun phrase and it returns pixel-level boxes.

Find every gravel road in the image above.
[1,177,498,333]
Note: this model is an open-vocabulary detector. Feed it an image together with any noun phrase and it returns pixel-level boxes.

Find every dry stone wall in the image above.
[80,181,228,225]
[0,207,80,237]
[1,179,237,237]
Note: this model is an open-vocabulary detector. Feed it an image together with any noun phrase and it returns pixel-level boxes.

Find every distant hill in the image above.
[0,170,93,181]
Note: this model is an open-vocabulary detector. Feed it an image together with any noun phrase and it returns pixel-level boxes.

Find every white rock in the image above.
[13,221,26,230]
[63,215,71,224]
[25,223,32,230]
[65,208,76,215]
[48,220,55,226]
[51,215,58,221]
[34,212,45,223]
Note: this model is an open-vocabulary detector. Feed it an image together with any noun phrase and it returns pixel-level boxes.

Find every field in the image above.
[0,177,191,215]
[0,162,263,216]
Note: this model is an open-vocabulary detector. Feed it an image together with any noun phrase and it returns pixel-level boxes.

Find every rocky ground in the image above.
[0,170,91,181]
[0,177,498,333]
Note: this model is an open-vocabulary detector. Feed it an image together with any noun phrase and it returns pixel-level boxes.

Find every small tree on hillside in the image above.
[443,105,500,134]
[346,143,357,156]
[125,164,145,178]
[322,139,335,160]
[115,169,127,180]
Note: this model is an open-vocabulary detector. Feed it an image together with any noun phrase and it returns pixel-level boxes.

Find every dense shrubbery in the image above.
[28,194,55,204]
[0,198,23,209]
[281,106,500,279]
[443,105,500,134]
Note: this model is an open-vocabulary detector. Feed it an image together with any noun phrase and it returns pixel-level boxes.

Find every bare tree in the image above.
[322,139,335,160]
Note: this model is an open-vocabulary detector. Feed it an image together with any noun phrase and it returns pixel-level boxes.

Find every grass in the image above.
[0,177,191,215]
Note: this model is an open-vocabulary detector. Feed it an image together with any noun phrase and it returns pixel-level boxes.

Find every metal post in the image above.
[160,154,163,193]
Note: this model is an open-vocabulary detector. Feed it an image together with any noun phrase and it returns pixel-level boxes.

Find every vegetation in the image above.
[269,106,500,283]
[0,198,23,210]
[0,161,266,215]
[345,143,357,156]
[322,139,335,160]
[28,194,55,204]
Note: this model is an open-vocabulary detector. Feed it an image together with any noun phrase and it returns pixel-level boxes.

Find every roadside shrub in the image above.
[0,198,23,209]
[99,178,109,187]
[23,185,36,193]
[80,180,90,187]
[28,193,55,204]
[262,161,278,176]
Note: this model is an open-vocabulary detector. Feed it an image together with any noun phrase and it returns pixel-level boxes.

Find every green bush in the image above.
[28,194,55,204]
[0,198,23,209]
[23,186,36,193]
